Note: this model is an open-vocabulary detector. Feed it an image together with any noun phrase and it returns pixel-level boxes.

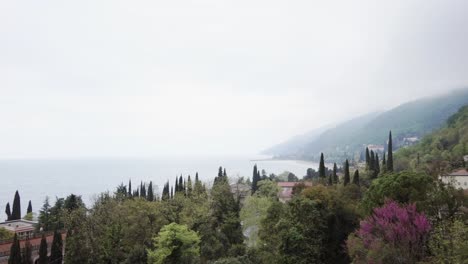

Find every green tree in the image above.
[387,131,393,172]
[147,223,200,264]
[11,191,21,220]
[21,240,33,264]
[332,163,338,184]
[26,201,32,215]
[38,235,48,264]
[343,160,350,186]
[5,202,12,221]
[319,153,326,179]
[8,234,21,264]
[0,227,13,240]
[148,181,154,201]
[50,230,63,264]
[251,164,261,194]
[352,170,360,186]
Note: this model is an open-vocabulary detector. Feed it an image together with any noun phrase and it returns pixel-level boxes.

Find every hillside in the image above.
[395,105,468,175]
[266,89,468,162]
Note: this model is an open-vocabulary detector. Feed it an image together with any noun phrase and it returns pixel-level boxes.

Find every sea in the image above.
[0,156,318,221]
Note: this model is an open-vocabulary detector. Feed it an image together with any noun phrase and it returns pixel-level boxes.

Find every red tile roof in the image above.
[447,169,468,176]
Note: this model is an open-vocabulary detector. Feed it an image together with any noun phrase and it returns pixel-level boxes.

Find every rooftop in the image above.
[445,169,468,177]
[0,220,37,233]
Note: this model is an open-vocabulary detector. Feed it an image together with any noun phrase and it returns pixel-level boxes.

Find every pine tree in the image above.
[251,164,261,194]
[38,235,48,264]
[27,201,32,215]
[387,130,394,172]
[352,170,360,186]
[8,234,21,264]
[22,240,33,264]
[147,181,154,201]
[11,191,21,221]
[5,203,11,221]
[343,160,350,186]
[218,166,223,178]
[49,230,63,264]
[333,163,338,184]
[319,153,326,179]
[178,175,183,193]
[175,178,179,194]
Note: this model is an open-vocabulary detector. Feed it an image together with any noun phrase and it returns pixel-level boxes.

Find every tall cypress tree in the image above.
[352,170,360,186]
[27,201,32,215]
[8,234,21,264]
[187,175,192,197]
[147,181,154,201]
[319,153,326,179]
[387,130,394,172]
[369,150,375,171]
[251,164,260,194]
[5,203,11,221]
[365,147,370,166]
[343,160,350,186]
[332,163,338,184]
[175,178,179,194]
[375,154,380,177]
[11,191,21,221]
[218,166,223,178]
[22,240,33,264]
[50,230,63,264]
[38,235,48,264]
[128,179,132,197]
[170,187,173,199]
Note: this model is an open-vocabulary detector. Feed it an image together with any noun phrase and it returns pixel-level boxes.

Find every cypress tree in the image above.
[38,235,48,264]
[328,174,332,185]
[49,230,63,264]
[12,191,21,221]
[343,160,350,186]
[218,166,223,178]
[319,153,326,178]
[375,153,380,177]
[352,169,360,186]
[5,203,11,221]
[128,179,132,197]
[369,150,375,171]
[175,178,179,193]
[22,240,33,264]
[223,168,227,177]
[251,164,260,194]
[27,201,32,215]
[365,147,370,166]
[8,234,21,264]
[187,175,192,197]
[387,130,393,172]
[178,175,183,193]
[170,187,173,199]
[333,163,338,184]
[147,181,154,201]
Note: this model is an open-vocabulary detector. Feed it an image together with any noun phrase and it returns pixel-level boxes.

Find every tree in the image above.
[362,171,433,214]
[8,234,21,264]
[26,201,32,215]
[352,170,360,186]
[347,201,431,263]
[5,202,11,221]
[186,175,193,197]
[38,235,48,264]
[11,191,21,220]
[49,230,63,264]
[251,164,261,194]
[319,153,326,179]
[365,147,370,167]
[387,131,393,172]
[147,223,200,264]
[147,181,154,201]
[21,240,33,264]
[128,179,132,197]
[332,163,338,184]
[343,160,350,186]
[374,153,380,177]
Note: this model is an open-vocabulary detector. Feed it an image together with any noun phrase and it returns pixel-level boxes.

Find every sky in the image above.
[1,0,468,158]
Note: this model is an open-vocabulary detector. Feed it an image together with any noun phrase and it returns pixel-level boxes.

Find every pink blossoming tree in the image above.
[347,200,431,264]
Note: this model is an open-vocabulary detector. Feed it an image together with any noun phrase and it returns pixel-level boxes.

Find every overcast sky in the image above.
[1,0,467,158]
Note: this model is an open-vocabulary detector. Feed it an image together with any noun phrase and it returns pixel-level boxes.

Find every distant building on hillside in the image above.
[402,137,419,146]
[277,181,312,202]
[440,168,468,189]
[367,144,384,153]
[0,220,36,239]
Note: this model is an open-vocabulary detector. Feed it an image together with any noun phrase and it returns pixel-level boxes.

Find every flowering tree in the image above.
[347,200,431,264]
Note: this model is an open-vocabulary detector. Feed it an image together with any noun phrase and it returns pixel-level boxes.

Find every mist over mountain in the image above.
[265,89,468,162]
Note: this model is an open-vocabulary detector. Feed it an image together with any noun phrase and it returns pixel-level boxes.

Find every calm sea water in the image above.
[0,156,318,221]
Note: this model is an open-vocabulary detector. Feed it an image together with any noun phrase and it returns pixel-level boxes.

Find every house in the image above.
[0,220,36,240]
[277,181,312,202]
[440,168,468,189]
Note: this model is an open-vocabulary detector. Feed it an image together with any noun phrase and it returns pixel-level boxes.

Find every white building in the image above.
[440,169,468,189]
